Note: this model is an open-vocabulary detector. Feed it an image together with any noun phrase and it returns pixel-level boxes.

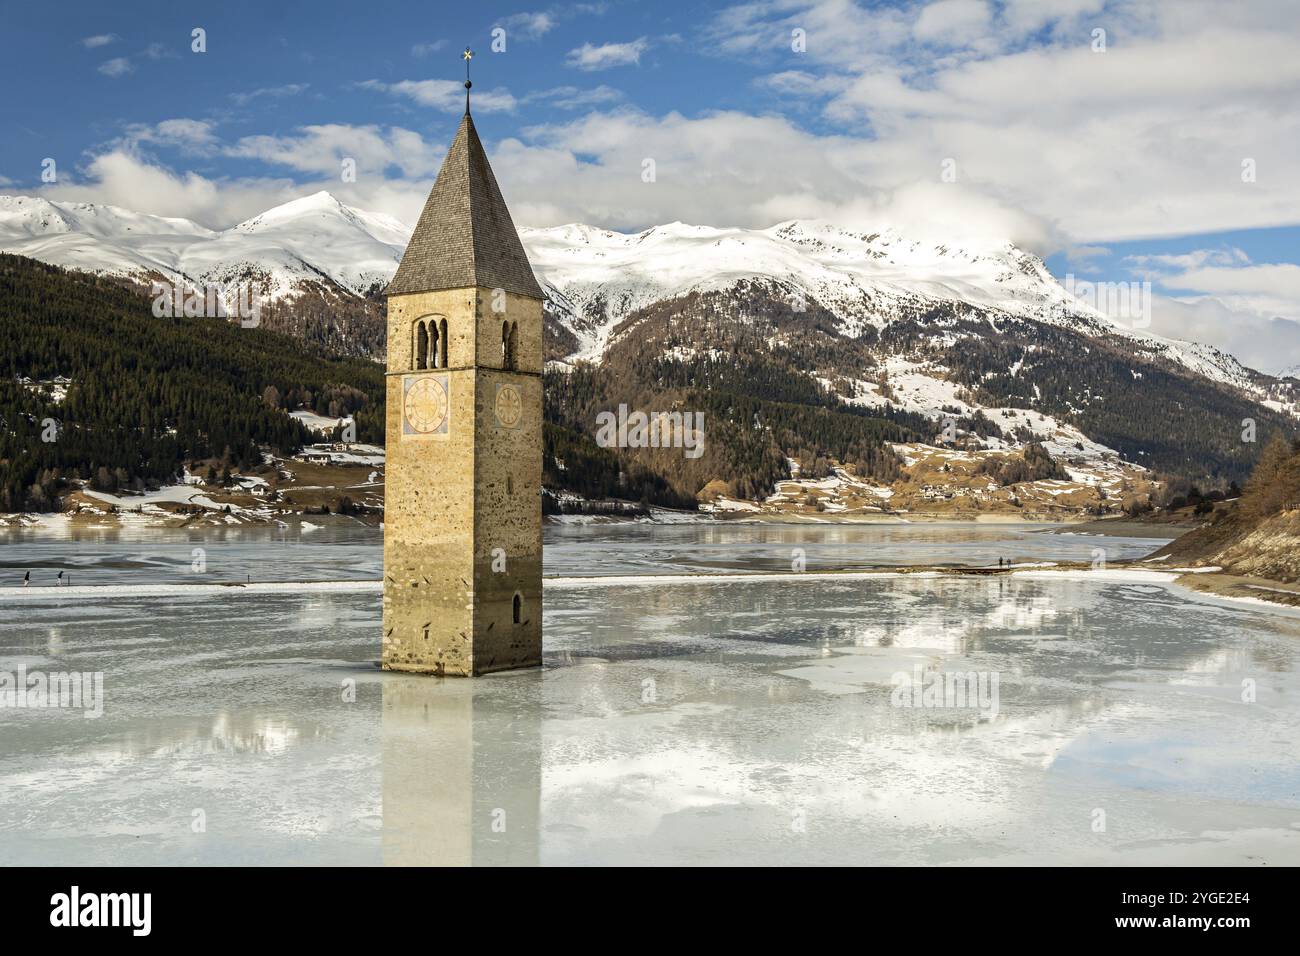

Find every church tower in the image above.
[382,67,544,676]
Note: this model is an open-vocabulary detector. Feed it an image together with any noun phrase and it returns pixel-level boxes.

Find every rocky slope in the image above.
[1151,437,1300,583]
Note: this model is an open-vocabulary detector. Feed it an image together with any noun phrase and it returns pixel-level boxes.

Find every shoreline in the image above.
[1172,570,1300,609]
[2,509,1193,537]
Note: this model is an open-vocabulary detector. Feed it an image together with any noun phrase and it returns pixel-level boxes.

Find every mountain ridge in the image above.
[2,191,1297,495]
[0,190,1278,391]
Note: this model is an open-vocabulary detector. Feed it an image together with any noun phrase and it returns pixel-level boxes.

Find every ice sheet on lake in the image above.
[2,568,1299,865]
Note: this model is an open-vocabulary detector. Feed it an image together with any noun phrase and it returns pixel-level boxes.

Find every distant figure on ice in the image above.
[23,571,30,587]
[57,571,65,586]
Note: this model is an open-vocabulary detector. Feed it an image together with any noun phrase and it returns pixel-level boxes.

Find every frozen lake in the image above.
[2,522,1299,865]
[0,518,1170,587]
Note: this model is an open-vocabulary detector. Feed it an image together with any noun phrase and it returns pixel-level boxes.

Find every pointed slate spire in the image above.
[387,113,543,299]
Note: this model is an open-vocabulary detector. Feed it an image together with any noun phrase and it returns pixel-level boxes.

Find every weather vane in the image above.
[463,47,473,115]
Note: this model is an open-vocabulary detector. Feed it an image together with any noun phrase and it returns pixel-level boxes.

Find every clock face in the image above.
[401,374,449,438]
[495,383,523,428]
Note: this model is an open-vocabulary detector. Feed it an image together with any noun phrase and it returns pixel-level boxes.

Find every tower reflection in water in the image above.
[381,674,540,866]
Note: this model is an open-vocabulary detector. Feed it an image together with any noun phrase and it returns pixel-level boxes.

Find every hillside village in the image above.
[3,403,1166,529]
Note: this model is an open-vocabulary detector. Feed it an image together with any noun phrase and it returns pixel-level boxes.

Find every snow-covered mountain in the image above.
[2,192,1276,395]
[521,219,1273,396]
[3,190,1296,490]
[0,192,406,299]
[524,220,1077,358]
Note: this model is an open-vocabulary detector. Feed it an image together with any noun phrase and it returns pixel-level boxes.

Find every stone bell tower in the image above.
[382,58,544,676]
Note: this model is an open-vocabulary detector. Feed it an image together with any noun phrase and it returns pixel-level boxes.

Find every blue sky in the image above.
[2,0,1298,372]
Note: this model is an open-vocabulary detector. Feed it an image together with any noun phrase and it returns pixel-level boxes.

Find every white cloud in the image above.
[361,79,517,113]
[1144,295,1300,377]
[81,34,117,49]
[37,146,430,232]
[1129,249,1251,271]
[98,57,133,78]
[522,85,624,109]
[1160,262,1300,319]
[913,0,992,45]
[411,40,447,58]
[226,123,443,179]
[122,118,220,154]
[707,0,911,70]
[1121,246,1300,372]
[40,151,277,227]
[705,0,1300,243]
[565,38,648,71]
[496,12,556,40]
[999,0,1105,37]
[755,70,853,97]
[230,83,310,106]
[489,108,1053,246]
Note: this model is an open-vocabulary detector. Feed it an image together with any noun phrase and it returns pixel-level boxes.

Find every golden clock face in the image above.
[402,375,449,437]
[495,383,523,428]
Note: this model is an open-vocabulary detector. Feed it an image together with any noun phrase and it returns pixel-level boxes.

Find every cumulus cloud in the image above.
[1117,246,1300,373]
[565,38,648,70]
[37,146,430,231]
[81,34,117,49]
[226,123,443,179]
[484,108,1053,247]
[121,118,220,154]
[40,151,277,226]
[1144,295,1300,377]
[711,0,1300,243]
[1136,250,1300,319]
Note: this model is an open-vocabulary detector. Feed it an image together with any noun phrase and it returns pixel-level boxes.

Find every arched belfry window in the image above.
[509,321,519,371]
[413,317,447,370]
[512,593,522,625]
[415,321,428,370]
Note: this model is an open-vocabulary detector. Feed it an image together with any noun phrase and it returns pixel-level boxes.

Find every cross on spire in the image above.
[463,47,473,115]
